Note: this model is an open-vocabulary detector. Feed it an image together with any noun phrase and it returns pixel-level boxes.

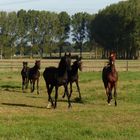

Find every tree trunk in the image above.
[59,46,62,58]
[79,45,82,58]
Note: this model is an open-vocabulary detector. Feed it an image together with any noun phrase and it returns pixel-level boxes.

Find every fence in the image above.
[0,59,140,72]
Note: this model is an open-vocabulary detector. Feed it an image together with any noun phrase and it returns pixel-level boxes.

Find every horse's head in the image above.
[58,53,71,71]
[74,56,82,71]
[64,52,71,71]
[35,60,41,69]
[109,52,116,64]
[23,61,28,68]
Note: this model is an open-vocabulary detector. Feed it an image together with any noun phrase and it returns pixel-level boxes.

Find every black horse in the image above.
[21,61,29,92]
[62,56,82,99]
[43,53,71,109]
[102,53,118,106]
[28,60,41,94]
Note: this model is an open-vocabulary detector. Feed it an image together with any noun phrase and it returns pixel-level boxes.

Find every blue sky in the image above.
[0,0,126,15]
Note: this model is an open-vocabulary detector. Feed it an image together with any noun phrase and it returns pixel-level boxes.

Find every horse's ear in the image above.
[23,61,27,65]
[68,52,71,57]
[64,52,67,56]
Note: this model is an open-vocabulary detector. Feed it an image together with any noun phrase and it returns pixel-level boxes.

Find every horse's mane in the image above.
[58,57,66,69]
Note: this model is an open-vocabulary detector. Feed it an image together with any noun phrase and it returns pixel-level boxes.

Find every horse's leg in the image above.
[64,84,71,108]
[107,83,112,105]
[46,84,54,108]
[114,83,117,106]
[36,78,40,94]
[31,79,35,93]
[104,85,109,103]
[30,79,33,93]
[54,86,58,109]
[76,80,81,99]
[110,85,113,100]
[25,77,29,89]
[22,77,25,92]
[104,82,109,99]
[62,85,66,98]
[68,82,72,99]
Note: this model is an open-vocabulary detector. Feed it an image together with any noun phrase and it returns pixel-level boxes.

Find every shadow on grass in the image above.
[2,102,46,109]
[26,95,44,99]
[0,85,21,89]
[58,97,84,104]
[0,84,21,93]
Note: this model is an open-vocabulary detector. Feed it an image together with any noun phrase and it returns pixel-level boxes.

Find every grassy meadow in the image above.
[0,70,140,140]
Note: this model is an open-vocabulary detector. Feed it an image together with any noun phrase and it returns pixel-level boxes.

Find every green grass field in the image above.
[0,71,140,140]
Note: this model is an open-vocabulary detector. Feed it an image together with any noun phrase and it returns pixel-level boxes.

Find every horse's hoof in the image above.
[68,104,72,108]
[108,103,111,106]
[47,102,52,109]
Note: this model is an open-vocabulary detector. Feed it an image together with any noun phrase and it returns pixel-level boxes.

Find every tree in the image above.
[71,12,91,57]
[6,12,18,58]
[17,9,27,57]
[90,0,140,59]
[57,12,71,57]
[26,10,40,58]
[0,12,6,58]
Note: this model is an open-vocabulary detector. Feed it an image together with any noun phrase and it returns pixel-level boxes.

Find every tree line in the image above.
[91,0,140,59]
[0,0,140,59]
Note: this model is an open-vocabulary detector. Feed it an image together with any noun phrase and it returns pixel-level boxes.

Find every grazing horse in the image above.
[62,56,82,99]
[43,53,71,109]
[21,61,29,92]
[102,53,118,106]
[28,60,41,94]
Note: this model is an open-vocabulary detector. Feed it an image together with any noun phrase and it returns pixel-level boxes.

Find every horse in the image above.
[102,53,118,106]
[62,56,82,100]
[21,61,29,92]
[28,60,41,94]
[43,53,71,109]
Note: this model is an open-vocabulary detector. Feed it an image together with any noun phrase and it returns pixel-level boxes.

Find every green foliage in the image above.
[91,0,140,59]
[1,0,140,59]
[71,12,94,56]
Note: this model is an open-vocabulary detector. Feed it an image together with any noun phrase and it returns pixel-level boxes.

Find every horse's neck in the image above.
[23,66,28,72]
[31,65,39,72]
[71,64,78,75]
[58,67,67,77]
[110,64,116,73]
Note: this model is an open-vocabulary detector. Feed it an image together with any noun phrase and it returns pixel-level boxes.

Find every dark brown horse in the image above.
[28,60,41,94]
[62,56,82,99]
[43,53,71,109]
[21,61,29,92]
[102,53,118,106]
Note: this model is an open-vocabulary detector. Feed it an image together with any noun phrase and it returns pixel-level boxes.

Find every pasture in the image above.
[0,61,140,139]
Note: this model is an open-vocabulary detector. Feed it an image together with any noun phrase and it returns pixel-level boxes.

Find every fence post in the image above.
[126,61,128,71]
